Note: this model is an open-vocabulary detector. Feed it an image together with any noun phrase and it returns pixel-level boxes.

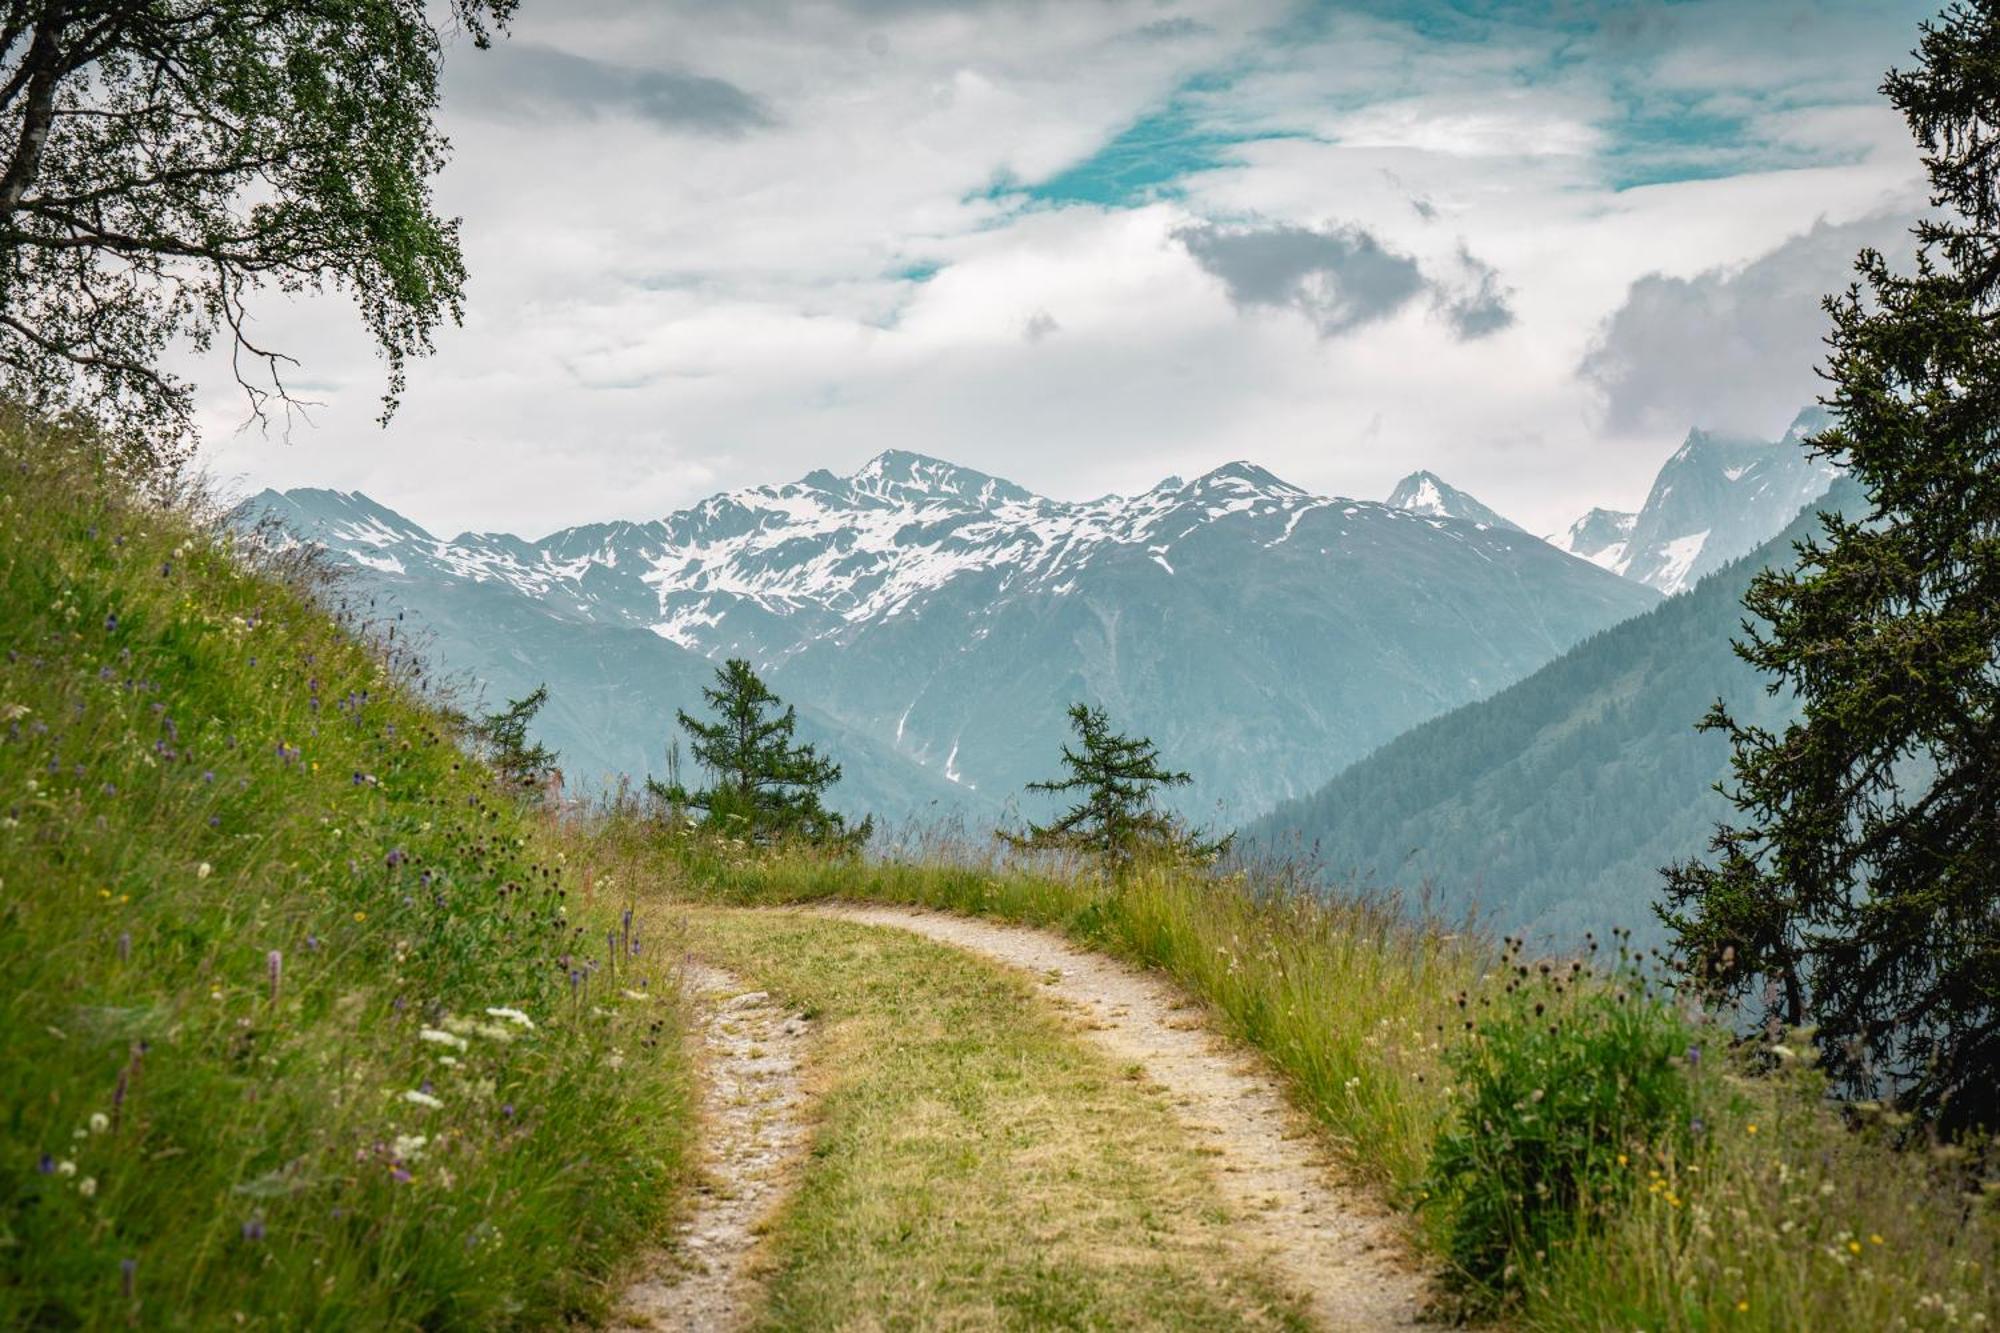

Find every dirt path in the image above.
[808,903,1428,1333]
[614,963,813,1332]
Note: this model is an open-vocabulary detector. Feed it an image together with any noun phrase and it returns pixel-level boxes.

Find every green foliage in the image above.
[0,418,690,1327]
[0,0,515,468]
[474,682,560,793]
[1425,941,1703,1307]
[1009,702,1228,873]
[1661,3,2000,1131]
[656,657,865,848]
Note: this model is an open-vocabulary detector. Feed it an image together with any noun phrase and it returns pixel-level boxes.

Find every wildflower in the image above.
[1871,1234,1885,1245]
[120,1257,136,1298]
[1746,1123,1758,1135]
[1848,1240,1863,1255]
[390,1166,413,1184]
[402,1089,443,1109]
[418,1028,468,1051]
[1737,1300,1749,1313]
[241,1217,265,1242]
[201,770,214,783]
[1685,1044,1702,1066]
[88,1113,108,1135]
[196,862,211,880]
[36,1153,53,1175]
[77,1176,96,1198]
[352,911,367,923]
[391,1134,427,1162]
[501,1103,514,1119]
[56,1159,75,1176]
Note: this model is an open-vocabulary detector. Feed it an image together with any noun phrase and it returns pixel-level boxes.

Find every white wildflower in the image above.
[484,1007,535,1030]
[196,862,212,880]
[55,1159,76,1176]
[391,1134,428,1162]
[418,1028,468,1051]
[88,1113,108,1134]
[402,1089,443,1109]
[77,1176,96,1198]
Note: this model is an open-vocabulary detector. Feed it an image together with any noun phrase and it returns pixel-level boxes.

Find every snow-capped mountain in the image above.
[1385,471,1523,532]
[1548,508,1639,574]
[245,451,1659,822]
[1547,408,1842,595]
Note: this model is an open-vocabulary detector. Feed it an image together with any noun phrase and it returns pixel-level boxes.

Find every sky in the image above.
[194,0,1937,539]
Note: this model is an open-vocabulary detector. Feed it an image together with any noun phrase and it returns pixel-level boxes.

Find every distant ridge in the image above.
[244,451,1657,822]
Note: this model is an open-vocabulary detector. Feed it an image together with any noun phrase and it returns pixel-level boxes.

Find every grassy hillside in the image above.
[0,421,692,1327]
[1245,480,1864,945]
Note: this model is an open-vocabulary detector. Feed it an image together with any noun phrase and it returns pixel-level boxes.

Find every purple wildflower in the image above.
[201,770,214,784]
[37,1153,54,1175]
[208,815,220,828]
[501,1103,515,1119]
[241,1217,265,1243]
[390,1166,412,1184]
[419,1079,434,1096]
[120,1257,136,1298]
[305,934,320,952]
[1686,1044,1702,1067]
[569,969,582,995]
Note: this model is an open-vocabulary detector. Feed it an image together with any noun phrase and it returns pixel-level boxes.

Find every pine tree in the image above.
[476,685,560,794]
[1010,703,1228,872]
[1659,2,2000,1131]
[657,658,864,846]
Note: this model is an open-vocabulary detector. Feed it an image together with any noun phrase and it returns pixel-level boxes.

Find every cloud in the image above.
[1174,220,1426,336]
[1434,246,1515,340]
[1176,221,1514,341]
[454,42,773,135]
[1023,309,1060,342]
[1579,210,1914,438]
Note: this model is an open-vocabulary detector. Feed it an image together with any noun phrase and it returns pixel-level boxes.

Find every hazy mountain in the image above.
[1385,470,1523,531]
[1547,408,1841,595]
[244,451,1658,823]
[1244,477,1862,946]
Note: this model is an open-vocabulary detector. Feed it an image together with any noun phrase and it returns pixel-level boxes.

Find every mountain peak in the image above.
[844,450,1035,508]
[1185,461,1305,497]
[1385,470,1522,531]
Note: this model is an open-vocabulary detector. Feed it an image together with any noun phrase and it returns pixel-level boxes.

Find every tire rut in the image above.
[614,963,813,1332]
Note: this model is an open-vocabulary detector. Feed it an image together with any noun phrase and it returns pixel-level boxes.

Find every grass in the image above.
[0,420,694,1328]
[614,821,2000,1331]
[671,905,1313,1331]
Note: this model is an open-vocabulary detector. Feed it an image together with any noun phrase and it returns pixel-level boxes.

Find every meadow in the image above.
[0,418,694,1327]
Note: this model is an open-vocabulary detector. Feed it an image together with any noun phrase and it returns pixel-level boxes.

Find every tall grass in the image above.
[632,826,2000,1329]
[0,421,693,1327]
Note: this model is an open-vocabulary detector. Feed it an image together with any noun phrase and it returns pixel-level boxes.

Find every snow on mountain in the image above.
[245,451,1660,821]
[1547,508,1638,574]
[1385,470,1523,532]
[1545,407,1842,595]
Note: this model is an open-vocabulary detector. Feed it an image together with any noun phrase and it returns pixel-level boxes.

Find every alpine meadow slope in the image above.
[1245,477,1863,945]
[245,452,1659,824]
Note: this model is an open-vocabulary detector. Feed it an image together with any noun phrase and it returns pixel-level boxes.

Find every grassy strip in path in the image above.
[675,905,1315,1332]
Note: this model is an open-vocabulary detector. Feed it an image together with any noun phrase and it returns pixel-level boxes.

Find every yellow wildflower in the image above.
[352,911,367,923]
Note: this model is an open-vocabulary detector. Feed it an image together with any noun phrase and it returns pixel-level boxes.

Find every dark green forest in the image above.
[1245,480,1863,944]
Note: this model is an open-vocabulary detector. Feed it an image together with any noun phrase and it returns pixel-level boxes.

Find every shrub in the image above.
[1425,941,1704,1306]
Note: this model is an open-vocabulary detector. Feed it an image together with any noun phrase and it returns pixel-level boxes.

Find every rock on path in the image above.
[808,902,1428,1332]
[614,963,812,1332]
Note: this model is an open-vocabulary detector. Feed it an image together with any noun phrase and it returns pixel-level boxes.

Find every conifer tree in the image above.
[658,658,863,846]
[476,684,559,793]
[1010,703,1228,872]
[1660,1,2000,1130]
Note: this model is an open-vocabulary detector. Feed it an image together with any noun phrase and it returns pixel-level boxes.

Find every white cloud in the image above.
[193,0,1935,539]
